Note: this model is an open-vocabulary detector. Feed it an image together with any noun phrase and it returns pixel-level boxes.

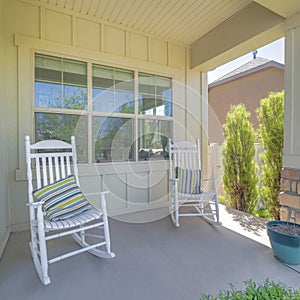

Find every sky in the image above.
[207,37,285,84]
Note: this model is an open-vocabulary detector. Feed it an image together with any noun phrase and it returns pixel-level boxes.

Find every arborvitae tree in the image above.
[222,104,258,213]
[257,91,284,220]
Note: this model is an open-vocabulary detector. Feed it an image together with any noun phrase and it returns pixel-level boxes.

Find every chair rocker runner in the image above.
[169,138,221,227]
[25,135,115,285]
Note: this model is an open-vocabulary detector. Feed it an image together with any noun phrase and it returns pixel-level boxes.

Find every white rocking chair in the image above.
[168,138,221,227]
[25,135,115,285]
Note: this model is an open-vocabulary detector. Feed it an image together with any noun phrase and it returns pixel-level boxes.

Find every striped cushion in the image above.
[32,175,92,221]
[175,167,202,194]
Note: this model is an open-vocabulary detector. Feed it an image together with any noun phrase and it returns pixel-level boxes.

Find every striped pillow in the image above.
[175,167,202,194]
[32,175,92,221]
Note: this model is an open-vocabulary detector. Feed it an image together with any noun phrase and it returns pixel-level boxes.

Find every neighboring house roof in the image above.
[209,57,284,88]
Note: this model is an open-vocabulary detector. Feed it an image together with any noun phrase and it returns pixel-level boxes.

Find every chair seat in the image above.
[44,208,103,230]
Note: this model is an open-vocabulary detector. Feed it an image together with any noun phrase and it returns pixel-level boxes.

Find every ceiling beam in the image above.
[191,2,285,71]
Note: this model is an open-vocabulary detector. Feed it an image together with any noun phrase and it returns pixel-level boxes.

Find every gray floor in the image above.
[1,211,300,300]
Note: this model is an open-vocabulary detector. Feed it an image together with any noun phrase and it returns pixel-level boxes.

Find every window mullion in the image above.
[87,61,93,164]
[134,70,139,162]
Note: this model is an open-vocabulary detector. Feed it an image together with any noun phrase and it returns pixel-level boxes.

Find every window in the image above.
[92,65,134,113]
[35,54,87,110]
[138,119,171,161]
[34,53,173,163]
[93,117,134,162]
[138,73,172,116]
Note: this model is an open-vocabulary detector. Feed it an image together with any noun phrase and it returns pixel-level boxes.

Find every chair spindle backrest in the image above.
[168,138,201,179]
[25,135,79,205]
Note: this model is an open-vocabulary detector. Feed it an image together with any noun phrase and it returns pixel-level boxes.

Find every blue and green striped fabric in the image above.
[175,167,202,194]
[32,175,92,221]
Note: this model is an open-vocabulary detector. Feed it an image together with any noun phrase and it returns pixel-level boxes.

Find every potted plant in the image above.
[267,220,300,265]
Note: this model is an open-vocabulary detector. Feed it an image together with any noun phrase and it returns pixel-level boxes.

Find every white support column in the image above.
[284,12,300,168]
[200,72,209,178]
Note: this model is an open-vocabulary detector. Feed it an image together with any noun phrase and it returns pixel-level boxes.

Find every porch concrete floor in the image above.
[1,206,300,300]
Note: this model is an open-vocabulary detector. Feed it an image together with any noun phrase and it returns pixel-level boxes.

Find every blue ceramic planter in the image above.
[267,220,300,265]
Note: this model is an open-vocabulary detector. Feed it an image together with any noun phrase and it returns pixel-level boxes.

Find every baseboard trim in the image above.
[0,227,10,259]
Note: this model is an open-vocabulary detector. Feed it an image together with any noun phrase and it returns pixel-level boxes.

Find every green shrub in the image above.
[222,104,258,214]
[254,208,270,219]
[257,91,284,220]
[200,279,300,300]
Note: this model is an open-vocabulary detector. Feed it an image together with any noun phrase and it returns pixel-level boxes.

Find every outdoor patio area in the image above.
[0,206,300,300]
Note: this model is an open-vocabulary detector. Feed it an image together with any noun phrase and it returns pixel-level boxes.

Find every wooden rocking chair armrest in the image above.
[84,191,110,197]
[26,201,45,207]
[169,178,178,182]
[84,191,110,215]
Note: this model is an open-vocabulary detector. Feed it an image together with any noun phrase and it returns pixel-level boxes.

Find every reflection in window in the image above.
[138,119,171,161]
[92,65,134,113]
[35,112,88,162]
[34,53,173,163]
[93,117,134,162]
[138,73,172,116]
[35,54,87,110]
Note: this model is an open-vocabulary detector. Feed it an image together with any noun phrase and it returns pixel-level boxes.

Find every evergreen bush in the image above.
[257,91,284,220]
[222,104,258,214]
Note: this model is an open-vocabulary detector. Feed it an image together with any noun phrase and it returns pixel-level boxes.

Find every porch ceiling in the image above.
[25,0,253,45]
[23,0,300,70]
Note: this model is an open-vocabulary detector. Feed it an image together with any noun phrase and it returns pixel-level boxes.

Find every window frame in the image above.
[33,51,173,164]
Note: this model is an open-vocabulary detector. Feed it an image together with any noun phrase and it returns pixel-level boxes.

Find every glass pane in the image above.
[114,68,133,82]
[139,73,155,95]
[35,67,61,83]
[93,76,113,89]
[114,91,134,113]
[63,86,87,109]
[35,82,62,108]
[92,64,134,113]
[92,89,114,112]
[35,54,62,72]
[163,94,172,117]
[93,117,134,163]
[93,65,113,80]
[63,59,87,86]
[138,95,155,115]
[35,112,88,162]
[156,76,172,98]
[35,54,87,110]
[138,73,172,116]
[156,97,172,117]
[138,119,171,161]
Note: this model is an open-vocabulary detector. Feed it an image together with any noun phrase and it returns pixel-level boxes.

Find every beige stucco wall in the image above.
[0,0,208,243]
[208,67,284,144]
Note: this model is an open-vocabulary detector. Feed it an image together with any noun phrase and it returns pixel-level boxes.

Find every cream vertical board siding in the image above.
[104,26,126,56]
[4,0,206,231]
[284,12,300,168]
[150,38,168,65]
[102,174,128,210]
[44,9,72,45]
[77,18,101,51]
[149,169,169,204]
[200,73,209,177]
[186,69,202,142]
[0,0,10,258]
[129,32,148,61]
[127,174,149,206]
[169,43,186,68]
